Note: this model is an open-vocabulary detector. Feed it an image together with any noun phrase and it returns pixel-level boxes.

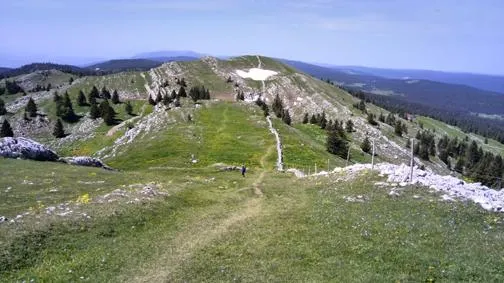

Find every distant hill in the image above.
[87,59,162,72]
[139,56,199,63]
[326,65,504,94]
[281,59,504,115]
[0,63,97,79]
[0,67,11,73]
[132,50,205,60]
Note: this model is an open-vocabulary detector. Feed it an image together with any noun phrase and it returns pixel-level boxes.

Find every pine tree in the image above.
[25,97,38,117]
[125,101,133,115]
[405,138,411,148]
[378,112,385,123]
[0,119,14,137]
[61,92,77,122]
[89,86,100,99]
[310,114,317,124]
[101,86,111,99]
[171,90,177,100]
[77,90,87,106]
[155,91,163,104]
[0,98,7,115]
[454,158,464,173]
[272,94,284,118]
[88,92,96,105]
[148,95,156,105]
[53,91,61,102]
[178,86,187,98]
[89,103,100,119]
[187,114,192,122]
[99,100,115,125]
[111,90,120,104]
[162,93,171,106]
[367,113,378,126]
[302,113,309,124]
[361,136,371,153]
[394,121,403,136]
[319,112,327,129]
[327,129,348,158]
[69,77,74,85]
[23,112,29,121]
[282,110,291,125]
[52,119,65,138]
[345,119,354,133]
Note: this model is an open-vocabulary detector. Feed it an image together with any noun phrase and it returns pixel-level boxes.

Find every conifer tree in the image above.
[89,102,100,119]
[174,99,181,107]
[367,113,378,126]
[345,119,354,133]
[394,121,403,136]
[171,90,177,100]
[162,93,171,106]
[61,92,77,122]
[0,98,7,115]
[187,114,192,122]
[89,86,100,99]
[77,90,87,106]
[178,86,187,98]
[99,100,115,125]
[310,114,317,124]
[272,94,284,118]
[88,92,96,105]
[148,95,156,105]
[155,91,163,104]
[53,119,65,138]
[101,86,111,99]
[69,77,74,85]
[302,113,309,124]
[327,128,348,158]
[454,158,464,173]
[282,110,291,125]
[53,91,61,102]
[361,136,371,153]
[125,101,133,115]
[0,119,14,137]
[111,90,120,104]
[25,97,38,117]
[319,112,327,129]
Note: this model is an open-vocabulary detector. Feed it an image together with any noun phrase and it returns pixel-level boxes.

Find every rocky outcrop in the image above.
[60,156,113,170]
[0,137,59,161]
[1,137,113,170]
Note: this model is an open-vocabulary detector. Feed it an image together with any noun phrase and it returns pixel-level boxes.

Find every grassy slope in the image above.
[3,164,504,281]
[108,102,276,171]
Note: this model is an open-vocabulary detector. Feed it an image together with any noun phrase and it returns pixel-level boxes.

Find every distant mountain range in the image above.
[324,65,504,94]
[281,59,504,115]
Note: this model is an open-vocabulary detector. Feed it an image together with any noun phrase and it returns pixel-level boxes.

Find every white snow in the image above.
[236,68,278,81]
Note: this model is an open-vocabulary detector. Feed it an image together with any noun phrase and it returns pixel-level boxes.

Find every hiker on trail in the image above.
[241,165,246,177]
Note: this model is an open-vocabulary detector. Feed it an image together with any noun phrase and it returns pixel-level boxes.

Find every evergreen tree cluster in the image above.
[326,122,349,159]
[343,86,504,144]
[436,135,504,187]
[413,130,436,161]
[54,91,78,122]
[352,100,367,113]
[271,94,291,125]
[255,99,269,117]
[188,86,210,102]
[3,81,24,95]
[28,83,52,93]
[175,78,187,87]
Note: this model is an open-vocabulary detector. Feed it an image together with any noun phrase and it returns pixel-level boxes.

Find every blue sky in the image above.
[1,0,503,74]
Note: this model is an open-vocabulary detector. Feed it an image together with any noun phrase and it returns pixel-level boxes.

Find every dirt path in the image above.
[266,116,284,171]
[256,55,263,69]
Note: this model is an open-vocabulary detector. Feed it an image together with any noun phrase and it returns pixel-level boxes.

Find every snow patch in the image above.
[236,68,278,81]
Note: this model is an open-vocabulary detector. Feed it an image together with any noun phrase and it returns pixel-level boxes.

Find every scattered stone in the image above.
[61,156,113,170]
[0,216,8,223]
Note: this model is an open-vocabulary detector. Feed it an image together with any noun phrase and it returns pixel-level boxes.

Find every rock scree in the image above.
[60,156,114,170]
[0,137,59,161]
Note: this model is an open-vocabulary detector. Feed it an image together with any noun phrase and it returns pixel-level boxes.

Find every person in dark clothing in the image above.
[241,165,246,177]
